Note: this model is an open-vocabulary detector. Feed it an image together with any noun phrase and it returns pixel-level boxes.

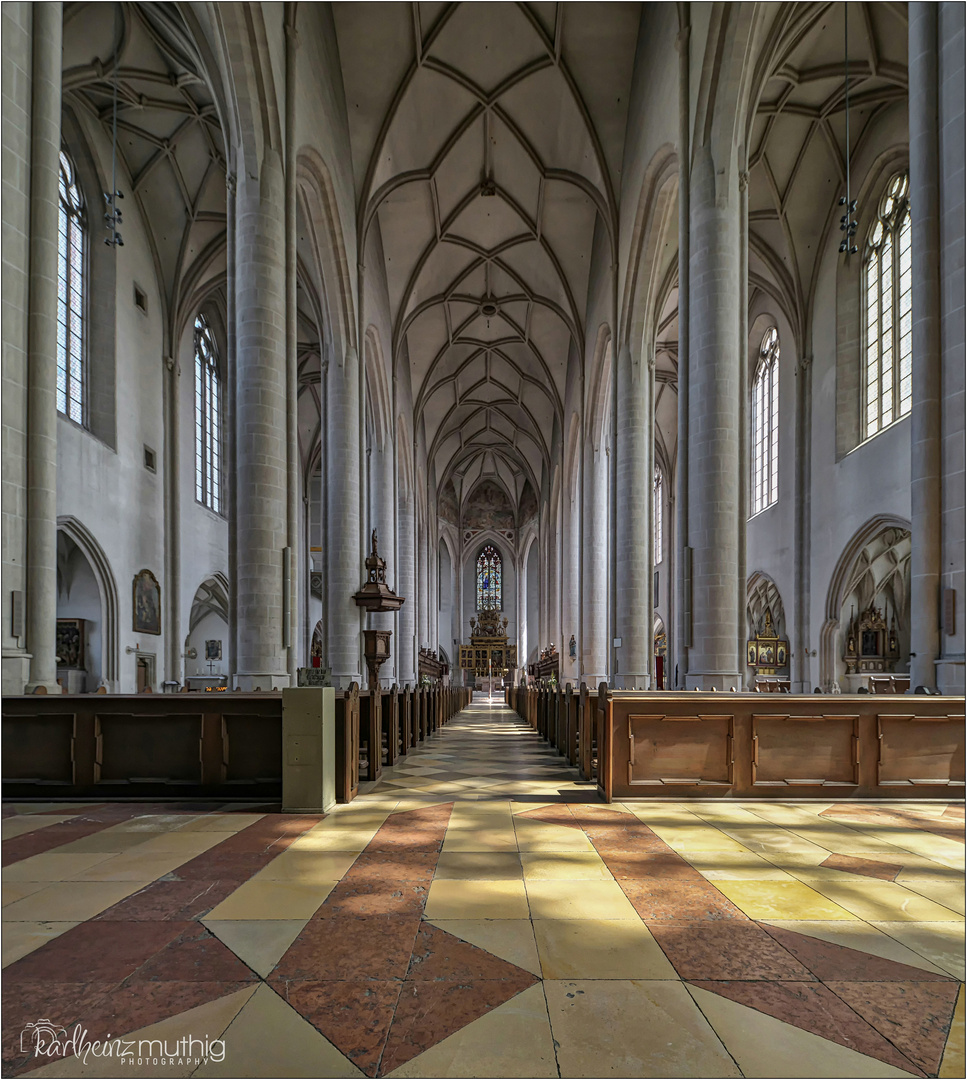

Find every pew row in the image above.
[508,685,965,801]
[1,684,472,803]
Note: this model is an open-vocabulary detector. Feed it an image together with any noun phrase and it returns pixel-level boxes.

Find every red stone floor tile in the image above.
[342,852,439,885]
[826,980,961,1075]
[313,879,429,919]
[514,805,582,828]
[170,850,276,880]
[280,979,402,1078]
[94,879,241,921]
[379,977,535,1077]
[131,923,258,983]
[601,851,704,881]
[365,831,445,853]
[690,980,926,1076]
[820,853,903,881]
[6,920,190,984]
[592,832,677,854]
[762,924,957,983]
[406,922,539,984]
[648,921,815,981]
[271,916,421,983]
[620,879,748,921]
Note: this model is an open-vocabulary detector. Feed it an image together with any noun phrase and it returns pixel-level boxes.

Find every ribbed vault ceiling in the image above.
[333,1,641,504]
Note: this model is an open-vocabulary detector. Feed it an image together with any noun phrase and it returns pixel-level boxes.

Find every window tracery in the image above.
[751,326,779,516]
[653,464,663,565]
[57,149,85,425]
[475,544,501,611]
[863,172,912,439]
[194,314,222,514]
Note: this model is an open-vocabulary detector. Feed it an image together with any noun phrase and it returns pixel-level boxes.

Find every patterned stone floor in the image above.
[2,696,964,1078]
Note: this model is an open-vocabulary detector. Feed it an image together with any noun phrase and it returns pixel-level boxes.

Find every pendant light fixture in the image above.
[838,2,857,255]
[104,2,124,247]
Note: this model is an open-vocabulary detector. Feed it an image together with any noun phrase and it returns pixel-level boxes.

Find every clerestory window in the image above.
[194,313,222,513]
[476,544,501,611]
[57,149,86,425]
[751,326,779,516]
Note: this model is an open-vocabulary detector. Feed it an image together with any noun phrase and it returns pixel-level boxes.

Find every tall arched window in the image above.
[653,464,663,565]
[57,149,85,424]
[863,172,912,439]
[194,314,222,513]
[751,326,779,516]
[476,544,501,611]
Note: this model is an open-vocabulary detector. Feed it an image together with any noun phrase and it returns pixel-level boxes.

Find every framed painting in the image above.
[747,641,758,667]
[776,641,788,668]
[205,639,222,661]
[133,569,161,635]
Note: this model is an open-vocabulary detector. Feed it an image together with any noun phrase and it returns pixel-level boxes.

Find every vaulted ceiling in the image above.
[333,1,641,506]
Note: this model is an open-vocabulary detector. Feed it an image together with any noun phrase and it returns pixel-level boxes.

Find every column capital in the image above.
[796,354,813,374]
[738,170,750,193]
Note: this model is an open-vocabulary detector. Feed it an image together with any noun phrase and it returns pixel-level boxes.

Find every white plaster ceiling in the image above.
[748,2,908,338]
[62,2,227,343]
[333,2,641,505]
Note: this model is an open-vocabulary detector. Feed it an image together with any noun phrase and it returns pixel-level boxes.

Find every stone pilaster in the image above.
[614,343,654,688]
[233,152,289,690]
[582,442,609,683]
[397,487,415,683]
[685,145,741,689]
[327,344,362,687]
[25,2,63,693]
[908,2,943,690]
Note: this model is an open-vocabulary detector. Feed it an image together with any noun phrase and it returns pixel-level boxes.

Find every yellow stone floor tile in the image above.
[525,878,639,920]
[386,983,557,1078]
[761,919,955,976]
[196,983,364,1078]
[440,828,519,853]
[287,828,376,852]
[534,918,678,980]
[205,879,337,920]
[545,979,741,1077]
[434,852,523,879]
[869,922,966,980]
[424,877,530,919]
[712,879,858,920]
[940,983,965,1079]
[120,831,229,856]
[520,851,613,880]
[251,849,360,883]
[174,813,266,833]
[684,852,798,880]
[51,831,159,855]
[2,881,48,907]
[1,880,152,922]
[1,814,74,840]
[202,918,309,978]
[513,820,595,852]
[893,877,966,915]
[2,920,79,967]
[685,983,920,1078]
[2,851,118,882]
[22,985,259,1078]
[647,826,750,853]
[804,877,963,921]
[425,918,541,975]
[69,851,193,882]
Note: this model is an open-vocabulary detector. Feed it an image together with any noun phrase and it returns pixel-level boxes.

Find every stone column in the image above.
[582,442,609,683]
[372,439,396,683]
[327,344,362,687]
[398,487,416,683]
[614,342,654,688]
[417,509,429,649]
[284,21,300,681]
[685,145,741,689]
[564,488,580,684]
[736,169,750,690]
[25,2,63,693]
[675,22,691,689]
[908,2,942,690]
[233,152,289,690]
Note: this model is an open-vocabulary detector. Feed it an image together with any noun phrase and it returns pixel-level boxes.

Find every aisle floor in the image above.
[2,697,964,1078]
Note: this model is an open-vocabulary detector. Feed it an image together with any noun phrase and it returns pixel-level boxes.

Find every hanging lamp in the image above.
[104,2,124,247]
[838,2,857,255]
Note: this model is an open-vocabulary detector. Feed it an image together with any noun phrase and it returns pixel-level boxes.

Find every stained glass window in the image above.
[57,149,85,424]
[476,544,501,611]
[751,327,779,516]
[194,313,222,513]
[653,464,663,565]
[863,172,912,440]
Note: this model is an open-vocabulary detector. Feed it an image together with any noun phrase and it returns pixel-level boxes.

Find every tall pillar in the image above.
[327,344,362,687]
[372,440,396,682]
[614,343,654,688]
[908,2,942,690]
[284,21,300,681]
[233,152,289,689]
[398,487,415,683]
[25,2,63,693]
[582,443,609,683]
[564,489,580,684]
[685,145,741,689]
[736,169,750,689]
[417,510,428,648]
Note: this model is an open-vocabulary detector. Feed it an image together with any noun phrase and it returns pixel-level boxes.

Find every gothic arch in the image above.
[56,516,119,691]
[820,513,911,688]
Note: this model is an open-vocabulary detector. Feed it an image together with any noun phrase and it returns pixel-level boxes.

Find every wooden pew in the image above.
[382,686,400,767]
[334,682,361,803]
[398,684,412,755]
[358,690,383,783]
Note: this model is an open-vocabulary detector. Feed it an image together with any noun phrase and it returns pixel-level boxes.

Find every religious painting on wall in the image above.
[205,639,222,661]
[133,569,161,635]
[747,641,758,666]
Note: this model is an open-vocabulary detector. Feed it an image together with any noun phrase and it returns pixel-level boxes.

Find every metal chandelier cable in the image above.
[838,2,857,255]
[105,2,123,247]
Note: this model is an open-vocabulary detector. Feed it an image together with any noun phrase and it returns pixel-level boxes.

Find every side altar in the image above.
[458,608,517,681]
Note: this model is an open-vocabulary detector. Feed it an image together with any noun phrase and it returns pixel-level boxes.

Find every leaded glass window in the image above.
[863,172,912,439]
[653,464,663,565]
[751,326,779,516]
[476,544,501,611]
[57,149,85,424]
[194,314,222,513]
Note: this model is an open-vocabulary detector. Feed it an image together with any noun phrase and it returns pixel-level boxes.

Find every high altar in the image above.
[458,608,517,682]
